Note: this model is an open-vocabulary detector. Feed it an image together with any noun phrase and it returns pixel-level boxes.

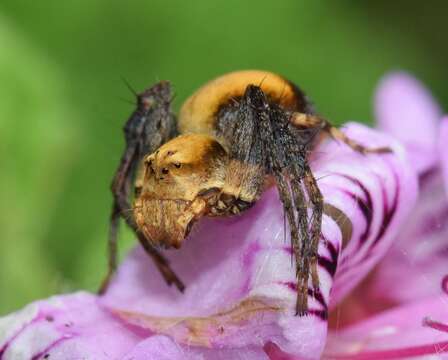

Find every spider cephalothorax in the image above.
[134,133,228,249]
[100,70,389,315]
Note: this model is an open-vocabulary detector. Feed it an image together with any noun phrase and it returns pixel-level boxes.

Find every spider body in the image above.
[100,70,388,315]
[136,71,317,249]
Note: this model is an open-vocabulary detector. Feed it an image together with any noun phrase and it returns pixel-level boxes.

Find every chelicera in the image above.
[99,70,389,315]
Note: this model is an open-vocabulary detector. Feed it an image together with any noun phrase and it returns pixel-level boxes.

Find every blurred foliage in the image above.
[0,0,446,314]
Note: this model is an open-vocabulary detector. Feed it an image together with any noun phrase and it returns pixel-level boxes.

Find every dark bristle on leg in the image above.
[99,81,184,295]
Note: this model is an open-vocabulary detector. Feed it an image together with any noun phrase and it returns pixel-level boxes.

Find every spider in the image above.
[99,70,389,315]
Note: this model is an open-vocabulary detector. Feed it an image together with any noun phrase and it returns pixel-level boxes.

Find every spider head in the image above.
[134,133,228,248]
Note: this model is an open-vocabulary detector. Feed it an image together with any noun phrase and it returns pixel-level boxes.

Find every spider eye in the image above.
[162,168,169,174]
[174,163,181,169]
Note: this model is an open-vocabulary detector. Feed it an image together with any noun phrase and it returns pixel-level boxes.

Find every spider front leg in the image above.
[302,164,323,289]
[275,171,311,315]
[99,81,184,294]
[290,113,391,154]
[215,85,322,315]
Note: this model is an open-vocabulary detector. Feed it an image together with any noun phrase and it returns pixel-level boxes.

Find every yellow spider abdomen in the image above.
[178,70,304,135]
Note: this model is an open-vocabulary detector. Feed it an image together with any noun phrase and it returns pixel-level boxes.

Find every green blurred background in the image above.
[1,0,446,314]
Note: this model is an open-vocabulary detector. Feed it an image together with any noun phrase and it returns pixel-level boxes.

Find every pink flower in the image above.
[1,72,446,360]
[322,73,448,359]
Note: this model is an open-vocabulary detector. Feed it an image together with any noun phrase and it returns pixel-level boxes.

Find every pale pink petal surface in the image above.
[123,335,271,360]
[324,294,448,359]
[369,170,448,303]
[122,336,196,360]
[375,72,442,174]
[0,292,143,359]
[101,123,416,358]
[440,117,448,197]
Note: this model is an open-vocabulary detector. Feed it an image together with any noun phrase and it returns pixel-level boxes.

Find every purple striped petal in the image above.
[440,117,448,198]
[361,117,448,305]
[315,123,418,307]
[375,72,442,174]
[100,123,416,358]
[324,294,448,359]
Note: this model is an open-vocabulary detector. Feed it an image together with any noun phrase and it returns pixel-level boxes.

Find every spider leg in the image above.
[275,124,314,315]
[98,204,120,294]
[215,85,318,315]
[99,81,183,294]
[290,113,391,154]
[269,106,316,315]
[302,164,323,289]
[288,175,313,315]
[273,173,309,314]
[98,136,137,294]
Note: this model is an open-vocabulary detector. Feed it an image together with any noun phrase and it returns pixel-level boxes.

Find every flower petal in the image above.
[0,292,144,359]
[345,118,448,308]
[440,116,448,198]
[122,335,195,360]
[102,190,332,358]
[324,294,448,359]
[123,335,270,360]
[361,117,448,306]
[0,292,275,359]
[101,123,416,358]
[367,171,448,304]
[374,72,442,174]
[314,123,418,307]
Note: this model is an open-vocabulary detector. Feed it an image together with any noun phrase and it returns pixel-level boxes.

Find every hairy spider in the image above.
[99,70,389,315]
